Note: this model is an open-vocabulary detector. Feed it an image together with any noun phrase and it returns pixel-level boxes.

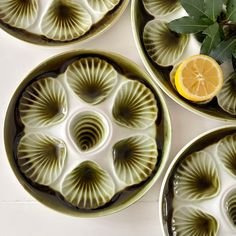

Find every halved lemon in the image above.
[175,55,223,102]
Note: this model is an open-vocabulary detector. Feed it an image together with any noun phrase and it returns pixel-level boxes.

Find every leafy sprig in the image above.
[169,0,236,69]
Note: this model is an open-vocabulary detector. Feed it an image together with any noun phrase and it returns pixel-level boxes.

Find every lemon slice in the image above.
[175,55,223,102]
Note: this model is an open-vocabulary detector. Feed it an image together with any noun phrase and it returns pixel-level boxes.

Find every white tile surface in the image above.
[0,3,227,236]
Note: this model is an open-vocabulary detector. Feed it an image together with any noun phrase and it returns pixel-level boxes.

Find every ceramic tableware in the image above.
[0,0,129,45]
[131,0,236,122]
[4,50,171,217]
[160,126,236,235]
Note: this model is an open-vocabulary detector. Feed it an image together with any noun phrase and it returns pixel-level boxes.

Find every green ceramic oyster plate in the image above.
[4,50,171,217]
[0,0,129,46]
[131,0,236,122]
[160,126,236,236]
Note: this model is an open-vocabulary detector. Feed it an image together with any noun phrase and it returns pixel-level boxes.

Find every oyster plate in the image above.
[131,0,236,122]
[4,50,171,217]
[160,126,236,236]
[0,0,129,45]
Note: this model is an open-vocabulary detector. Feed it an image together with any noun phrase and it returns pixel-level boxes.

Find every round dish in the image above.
[0,0,129,46]
[4,50,171,217]
[131,0,236,122]
[160,126,236,235]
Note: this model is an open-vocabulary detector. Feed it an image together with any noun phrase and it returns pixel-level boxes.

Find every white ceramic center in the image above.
[67,109,112,155]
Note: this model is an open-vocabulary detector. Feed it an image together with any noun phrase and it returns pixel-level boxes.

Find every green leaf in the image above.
[210,36,236,63]
[205,0,224,21]
[201,23,222,54]
[169,16,213,34]
[233,49,236,58]
[181,0,207,17]
[226,0,236,21]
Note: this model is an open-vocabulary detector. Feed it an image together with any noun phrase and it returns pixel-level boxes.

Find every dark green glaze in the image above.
[0,0,38,29]
[17,133,67,186]
[217,73,236,115]
[173,207,218,236]
[87,0,120,12]
[61,161,115,210]
[70,112,105,152]
[225,188,236,228]
[173,151,220,201]
[160,126,236,235]
[41,0,92,41]
[217,133,236,177]
[131,0,236,121]
[143,19,189,67]
[18,77,67,128]
[0,0,129,46]
[112,80,158,129]
[142,0,180,17]
[113,135,158,185]
[4,50,171,217]
[66,57,117,105]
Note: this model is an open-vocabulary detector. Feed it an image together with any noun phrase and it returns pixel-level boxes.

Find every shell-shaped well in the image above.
[217,73,236,115]
[69,112,106,152]
[112,80,158,129]
[17,133,67,186]
[225,189,236,229]
[172,207,219,236]
[113,135,158,185]
[0,0,38,29]
[87,0,120,12]
[41,0,92,41]
[66,57,117,105]
[19,77,67,128]
[173,151,220,201]
[217,133,236,177]
[143,20,189,67]
[61,161,115,209]
[143,0,181,17]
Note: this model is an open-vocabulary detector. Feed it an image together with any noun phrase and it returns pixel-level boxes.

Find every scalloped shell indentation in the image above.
[61,161,115,209]
[217,73,236,115]
[113,135,158,185]
[173,151,220,201]
[172,207,219,236]
[66,57,117,105]
[225,189,236,229]
[41,0,92,41]
[0,0,38,29]
[112,80,158,129]
[143,19,189,67]
[17,133,67,186]
[19,77,67,128]
[87,0,120,12]
[70,112,106,152]
[217,133,236,177]
[142,0,181,17]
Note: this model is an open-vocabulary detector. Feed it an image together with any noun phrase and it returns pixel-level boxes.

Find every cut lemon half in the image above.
[175,55,223,102]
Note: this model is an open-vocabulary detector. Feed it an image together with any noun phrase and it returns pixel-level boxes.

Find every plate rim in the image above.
[4,49,172,217]
[131,0,236,123]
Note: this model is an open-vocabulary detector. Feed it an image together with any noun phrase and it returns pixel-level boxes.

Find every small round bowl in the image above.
[4,50,171,217]
[0,0,129,46]
[160,126,236,235]
[131,0,236,122]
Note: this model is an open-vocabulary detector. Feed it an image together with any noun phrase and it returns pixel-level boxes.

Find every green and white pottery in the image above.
[4,50,171,217]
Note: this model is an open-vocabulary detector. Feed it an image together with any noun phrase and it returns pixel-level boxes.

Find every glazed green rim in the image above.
[159,125,236,235]
[4,49,172,217]
[0,0,129,46]
[131,0,236,122]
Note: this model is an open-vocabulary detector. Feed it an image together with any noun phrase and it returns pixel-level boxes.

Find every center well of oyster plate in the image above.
[5,51,171,215]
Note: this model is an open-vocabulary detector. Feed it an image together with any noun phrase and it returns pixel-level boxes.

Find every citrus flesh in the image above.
[175,55,223,102]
